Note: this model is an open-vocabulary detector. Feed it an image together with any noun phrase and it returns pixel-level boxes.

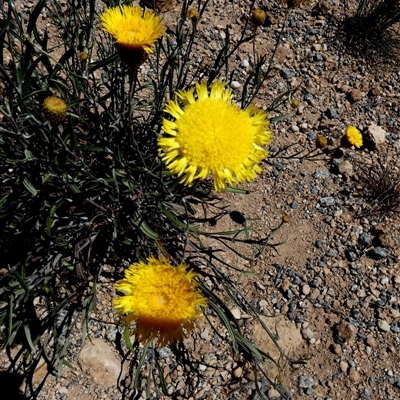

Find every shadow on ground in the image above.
[0,370,26,400]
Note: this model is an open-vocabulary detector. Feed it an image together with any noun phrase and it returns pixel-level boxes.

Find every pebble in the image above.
[230,81,241,89]
[240,59,249,68]
[377,319,391,332]
[349,368,362,383]
[373,247,387,258]
[302,284,311,295]
[268,387,281,398]
[320,197,335,207]
[335,322,357,343]
[298,375,314,389]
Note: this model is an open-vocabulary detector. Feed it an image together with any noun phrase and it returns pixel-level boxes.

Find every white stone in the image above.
[230,81,241,89]
[367,123,386,146]
[78,338,123,387]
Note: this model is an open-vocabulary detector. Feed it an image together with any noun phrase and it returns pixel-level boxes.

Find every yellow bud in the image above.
[316,135,328,149]
[187,8,200,22]
[282,215,290,224]
[80,51,89,61]
[251,9,267,27]
[42,96,68,126]
[290,98,300,109]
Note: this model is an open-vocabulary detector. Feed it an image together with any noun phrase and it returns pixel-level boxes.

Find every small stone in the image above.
[377,319,391,332]
[329,343,342,355]
[281,69,294,79]
[79,338,123,387]
[366,123,386,147]
[320,196,335,207]
[298,375,314,389]
[240,59,249,68]
[302,284,311,295]
[359,232,371,245]
[335,321,357,343]
[349,368,362,383]
[338,160,353,177]
[230,307,241,319]
[230,81,241,89]
[373,247,387,259]
[326,248,338,258]
[366,335,377,348]
[268,387,281,398]
[380,276,389,285]
[347,89,363,103]
[58,387,68,395]
[378,233,395,248]
[339,360,349,373]
[369,86,381,96]
[232,366,243,378]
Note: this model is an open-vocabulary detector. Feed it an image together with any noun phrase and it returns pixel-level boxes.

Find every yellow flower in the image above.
[114,256,207,347]
[345,126,363,148]
[186,8,200,22]
[42,96,68,126]
[100,5,165,67]
[158,81,273,191]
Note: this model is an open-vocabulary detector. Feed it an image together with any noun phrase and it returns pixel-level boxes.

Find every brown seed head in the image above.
[80,51,89,61]
[290,98,300,109]
[282,214,291,224]
[187,8,200,22]
[316,135,328,149]
[251,9,267,27]
[42,96,68,126]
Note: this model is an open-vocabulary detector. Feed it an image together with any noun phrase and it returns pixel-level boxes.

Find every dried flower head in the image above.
[316,135,328,149]
[158,81,273,191]
[79,51,89,61]
[114,256,207,347]
[187,8,200,22]
[251,9,267,27]
[290,98,300,109]
[42,96,68,126]
[282,214,291,223]
[344,126,363,148]
[100,5,165,68]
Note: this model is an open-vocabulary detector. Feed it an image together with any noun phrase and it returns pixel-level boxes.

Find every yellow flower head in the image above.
[158,81,273,191]
[345,125,363,148]
[114,256,207,347]
[100,5,165,66]
[251,9,267,27]
[42,96,68,125]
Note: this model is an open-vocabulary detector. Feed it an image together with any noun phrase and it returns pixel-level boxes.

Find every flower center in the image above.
[175,98,257,171]
[157,293,170,306]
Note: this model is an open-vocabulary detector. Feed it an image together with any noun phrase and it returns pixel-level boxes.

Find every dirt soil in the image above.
[2,0,400,399]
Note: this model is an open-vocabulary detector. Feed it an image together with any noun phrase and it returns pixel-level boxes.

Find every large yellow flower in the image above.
[114,256,207,347]
[158,81,273,191]
[345,125,363,148]
[100,5,165,67]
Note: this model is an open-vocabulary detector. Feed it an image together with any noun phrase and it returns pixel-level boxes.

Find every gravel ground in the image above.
[2,0,400,399]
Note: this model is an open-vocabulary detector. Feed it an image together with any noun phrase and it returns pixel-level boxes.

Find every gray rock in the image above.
[373,247,387,258]
[298,375,314,389]
[320,197,335,207]
[359,232,371,245]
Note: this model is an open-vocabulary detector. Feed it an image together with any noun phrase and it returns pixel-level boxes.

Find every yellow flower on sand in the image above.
[114,256,207,347]
[345,125,363,148]
[100,5,165,67]
[158,81,273,191]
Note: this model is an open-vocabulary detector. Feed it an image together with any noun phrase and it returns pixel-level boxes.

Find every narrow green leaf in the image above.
[23,178,38,196]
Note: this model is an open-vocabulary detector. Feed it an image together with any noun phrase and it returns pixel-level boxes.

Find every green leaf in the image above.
[23,178,38,196]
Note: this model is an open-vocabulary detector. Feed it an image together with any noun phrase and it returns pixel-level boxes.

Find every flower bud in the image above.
[251,9,267,27]
[42,96,68,126]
